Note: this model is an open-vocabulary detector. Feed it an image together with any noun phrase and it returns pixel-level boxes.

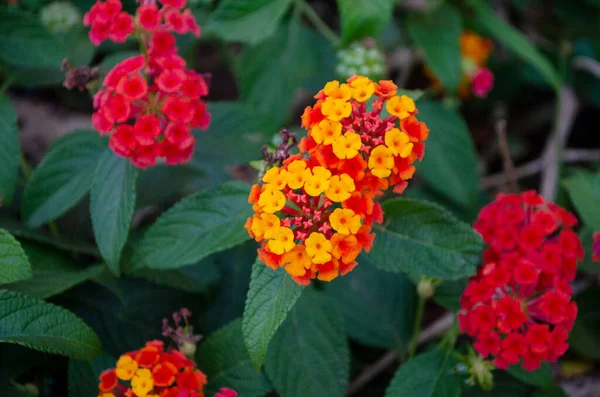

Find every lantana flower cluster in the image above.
[85,0,210,168]
[246,76,429,284]
[427,31,494,98]
[460,191,583,371]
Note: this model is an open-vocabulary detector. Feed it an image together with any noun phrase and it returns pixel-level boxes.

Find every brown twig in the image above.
[494,105,519,192]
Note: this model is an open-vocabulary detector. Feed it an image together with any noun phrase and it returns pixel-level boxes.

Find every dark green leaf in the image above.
[406,5,462,93]
[578,227,600,274]
[563,170,600,230]
[68,353,115,397]
[265,289,350,397]
[369,198,483,280]
[467,0,561,90]
[131,181,253,270]
[434,278,468,311]
[417,100,479,210]
[91,150,137,275]
[0,289,101,359]
[4,241,103,299]
[242,259,304,370]
[337,0,394,43]
[0,228,32,285]
[206,0,293,45]
[385,349,461,397]
[462,371,532,397]
[326,255,415,350]
[0,383,35,397]
[197,319,273,397]
[131,256,220,293]
[0,96,19,204]
[0,9,65,69]
[508,362,555,388]
[22,130,106,228]
[569,287,600,360]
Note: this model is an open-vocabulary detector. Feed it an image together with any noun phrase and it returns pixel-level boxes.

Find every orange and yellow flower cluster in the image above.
[245,76,430,284]
[97,340,207,397]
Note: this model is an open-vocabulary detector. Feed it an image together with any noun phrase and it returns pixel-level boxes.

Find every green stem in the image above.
[409,295,426,358]
[49,221,59,237]
[296,0,340,46]
[19,153,32,181]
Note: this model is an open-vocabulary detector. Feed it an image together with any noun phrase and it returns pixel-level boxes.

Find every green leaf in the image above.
[0,289,101,359]
[196,319,273,397]
[406,5,462,93]
[91,150,137,275]
[467,0,561,91]
[22,130,106,228]
[385,349,461,397]
[0,9,65,69]
[417,100,479,210]
[206,0,293,45]
[0,96,19,204]
[131,181,253,270]
[337,0,394,43]
[563,170,600,230]
[369,198,483,280]
[265,289,350,397]
[434,278,468,311]
[68,353,115,397]
[242,259,305,370]
[569,287,600,360]
[462,371,532,397]
[326,255,415,350]
[4,241,103,299]
[0,229,32,285]
[578,227,600,274]
[508,362,555,389]
[236,22,322,130]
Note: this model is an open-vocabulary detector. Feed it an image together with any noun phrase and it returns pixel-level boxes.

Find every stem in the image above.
[296,0,340,46]
[494,106,518,193]
[48,221,59,237]
[19,153,32,181]
[409,295,426,358]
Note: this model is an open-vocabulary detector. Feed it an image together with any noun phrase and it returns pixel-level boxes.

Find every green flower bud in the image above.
[417,277,435,299]
[336,41,386,81]
[40,2,81,34]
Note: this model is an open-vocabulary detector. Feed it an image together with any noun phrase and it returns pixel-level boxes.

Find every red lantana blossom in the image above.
[85,0,209,168]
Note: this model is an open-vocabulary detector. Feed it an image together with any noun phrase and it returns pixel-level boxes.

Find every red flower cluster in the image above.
[460,191,582,371]
[85,0,209,168]
[593,231,600,262]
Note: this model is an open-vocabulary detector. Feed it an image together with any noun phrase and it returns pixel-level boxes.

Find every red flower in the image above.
[98,369,117,392]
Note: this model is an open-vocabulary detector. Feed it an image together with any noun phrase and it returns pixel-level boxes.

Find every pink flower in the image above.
[472,67,494,98]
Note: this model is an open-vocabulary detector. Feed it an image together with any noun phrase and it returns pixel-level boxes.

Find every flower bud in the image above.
[336,42,386,81]
[180,341,197,358]
[40,2,81,33]
[417,277,435,299]
[469,356,494,391]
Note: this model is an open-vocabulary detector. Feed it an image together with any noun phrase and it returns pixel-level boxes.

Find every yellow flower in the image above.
[258,187,286,214]
[262,167,288,190]
[267,226,296,254]
[305,232,332,264]
[329,208,362,235]
[287,160,310,189]
[350,76,375,102]
[310,119,343,145]
[281,245,312,277]
[251,213,280,240]
[386,95,415,119]
[304,166,332,196]
[324,80,352,101]
[115,355,138,381]
[131,369,154,397]
[325,174,355,202]
[385,128,413,158]
[332,131,362,159]
[321,97,352,122]
[368,145,394,178]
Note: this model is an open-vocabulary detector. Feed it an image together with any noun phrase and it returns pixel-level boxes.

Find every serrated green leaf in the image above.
[131,181,253,270]
[508,363,555,389]
[0,229,32,285]
[206,0,293,45]
[563,170,600,231]
[68,353,115,397]
[467,0,561,91]
[242,259,304,370]
[22,130,106,228]
[0,9,65,69]
[236,22,322,130]
[406,5,462,93]
[337,0,394,43]
[0,96,19,204]
[4,241,102,299]
[369,198,483,280]
[569,287,600,360]
[326,255,415,350]
[265,289,350,397]
[197,319,273,397]
[91,150,137,275]
[0,289,101,359]
[417,100,479,210]
[385,349,461,397]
